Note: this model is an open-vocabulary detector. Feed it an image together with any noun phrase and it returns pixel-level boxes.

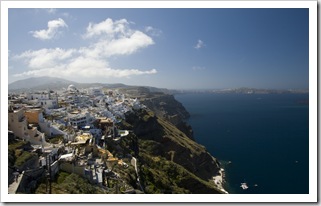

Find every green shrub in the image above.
[56,171,69,184]
[14,151,35,167]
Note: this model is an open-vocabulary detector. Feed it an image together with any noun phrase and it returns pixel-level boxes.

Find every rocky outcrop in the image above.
[123,109,223,193]
[140,94,194,139]
[140,94,190,120]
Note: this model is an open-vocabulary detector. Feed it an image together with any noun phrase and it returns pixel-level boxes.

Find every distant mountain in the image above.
[9,76,77,92]
[8,76,177,94]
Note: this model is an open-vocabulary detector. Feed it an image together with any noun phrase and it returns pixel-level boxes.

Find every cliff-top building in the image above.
[8,105,47,145]
[26,91,58,109]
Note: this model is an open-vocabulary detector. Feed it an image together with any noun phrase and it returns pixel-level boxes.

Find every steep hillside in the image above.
[121,109,223,194]
[139,94,194,139]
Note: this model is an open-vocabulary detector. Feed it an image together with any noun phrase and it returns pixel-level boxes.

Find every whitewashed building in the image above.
[87,87,103,96]
[26,91,58,109]
[8,106,48,146]
[68,112,95,127]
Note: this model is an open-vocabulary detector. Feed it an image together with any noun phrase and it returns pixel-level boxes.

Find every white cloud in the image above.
[13,18,157,80]
[93,31,154,57]
[194,39,205,49]
[46,8,57,14]
[84,18,130,39]
[82,18,154,57]
[145,26,162,36]
[30,18,68,40]
[62,12,71,18]
[13,54,157,79]
[16,48,75,69]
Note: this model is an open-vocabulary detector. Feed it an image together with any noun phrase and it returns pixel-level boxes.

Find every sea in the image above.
[174,93,309,194]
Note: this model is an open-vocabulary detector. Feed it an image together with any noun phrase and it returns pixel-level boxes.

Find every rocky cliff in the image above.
[140,93,194,139]
[121,92,225,194]
[119,87,194,139]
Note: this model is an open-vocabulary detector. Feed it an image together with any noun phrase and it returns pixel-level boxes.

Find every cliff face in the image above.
[123,108,223,194]
[140,94,194,139]
[117,88,225,193]
[126,110,221,178]
[140,94,190,120]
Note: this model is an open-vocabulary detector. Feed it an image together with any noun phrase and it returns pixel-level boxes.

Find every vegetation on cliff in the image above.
[115,88,225,193]
[121,107,223,194]
[35,172,108,194]
[8,140,36,168]
[139,94,194,139]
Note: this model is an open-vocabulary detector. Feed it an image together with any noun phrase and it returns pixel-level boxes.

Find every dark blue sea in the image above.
[174,93,309,194]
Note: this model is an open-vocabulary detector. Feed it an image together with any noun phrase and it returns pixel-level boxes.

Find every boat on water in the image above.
[240,182,249,190]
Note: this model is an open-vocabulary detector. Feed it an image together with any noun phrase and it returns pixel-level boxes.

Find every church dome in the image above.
[67,84,77,91]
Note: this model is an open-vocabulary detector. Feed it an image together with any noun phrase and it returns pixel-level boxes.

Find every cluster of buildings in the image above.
[8,85,144,193]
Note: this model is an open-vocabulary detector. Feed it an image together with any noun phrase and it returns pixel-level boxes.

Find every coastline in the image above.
[212,168,228,194]
[174,92,309,194]
[173,94,229,194]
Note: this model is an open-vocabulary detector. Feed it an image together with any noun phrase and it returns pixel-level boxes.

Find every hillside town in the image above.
[8,85,146,194]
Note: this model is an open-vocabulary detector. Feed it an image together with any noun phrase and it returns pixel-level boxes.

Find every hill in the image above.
[8,76,176,94]
[117,90,226,194]
[9,76,76,92]
[120,109,224,194]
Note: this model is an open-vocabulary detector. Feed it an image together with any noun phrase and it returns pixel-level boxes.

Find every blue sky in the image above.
[8,8,309,90]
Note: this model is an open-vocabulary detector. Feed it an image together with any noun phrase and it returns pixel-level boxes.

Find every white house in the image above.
[26,91,58,109]
[87,87,103,96]
[8,106,48,146]
[68,112,95,127]
[8,106,28,139]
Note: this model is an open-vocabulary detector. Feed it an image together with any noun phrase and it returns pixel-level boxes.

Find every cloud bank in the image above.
[15,18,157,80]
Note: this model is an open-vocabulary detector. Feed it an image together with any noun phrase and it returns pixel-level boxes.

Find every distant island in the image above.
[174,87,309,95]
[9,76,308,95]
